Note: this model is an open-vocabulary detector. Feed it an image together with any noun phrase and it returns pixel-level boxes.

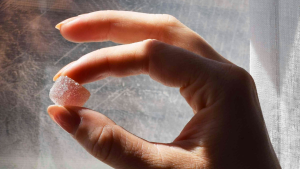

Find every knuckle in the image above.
[232,66,252,83]
[142,39,163,50]
[141,39,166,57]
[223,65,254,90]
[151,14,181,41]
[161,14,179,26]
[141,39,168,68]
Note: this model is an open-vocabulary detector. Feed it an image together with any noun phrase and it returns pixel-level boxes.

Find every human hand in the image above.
[48,11,281,169]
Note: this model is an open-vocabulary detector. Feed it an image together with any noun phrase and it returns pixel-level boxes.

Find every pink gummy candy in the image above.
[49,76,90,106]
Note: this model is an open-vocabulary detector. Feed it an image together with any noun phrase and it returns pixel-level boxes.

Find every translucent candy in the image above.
[49,76,90,106]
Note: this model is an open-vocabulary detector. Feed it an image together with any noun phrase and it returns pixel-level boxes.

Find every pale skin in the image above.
[47,11,281,169]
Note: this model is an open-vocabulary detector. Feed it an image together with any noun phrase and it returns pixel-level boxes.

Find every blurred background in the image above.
[0,0,249,168]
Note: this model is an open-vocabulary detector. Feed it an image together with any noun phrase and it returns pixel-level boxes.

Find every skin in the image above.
[47,11,281,169]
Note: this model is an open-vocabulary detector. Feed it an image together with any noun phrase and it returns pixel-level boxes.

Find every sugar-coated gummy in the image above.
[49,76,90,106]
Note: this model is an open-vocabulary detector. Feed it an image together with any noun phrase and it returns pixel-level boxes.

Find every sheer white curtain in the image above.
[250,1,300,168]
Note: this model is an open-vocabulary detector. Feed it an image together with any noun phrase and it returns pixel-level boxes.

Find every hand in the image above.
[48,11,281,169]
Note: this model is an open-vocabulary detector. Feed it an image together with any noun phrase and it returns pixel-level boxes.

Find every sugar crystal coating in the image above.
[49,76,90,106]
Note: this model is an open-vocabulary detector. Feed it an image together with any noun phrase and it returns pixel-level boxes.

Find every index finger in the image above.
[59,40,225,88]
[58,11,231,64]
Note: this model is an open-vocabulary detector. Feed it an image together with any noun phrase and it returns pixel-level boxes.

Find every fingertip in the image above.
[47,104,61,112]
[47,105,81,134]
[59,17,86,42]
[56,16,90,43]
[53,61,77,81]
[47,105,66,117]
[47,105,64,124]
[59,13,111,43]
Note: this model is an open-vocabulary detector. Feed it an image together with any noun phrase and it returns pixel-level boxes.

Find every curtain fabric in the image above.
[250,1,300,168]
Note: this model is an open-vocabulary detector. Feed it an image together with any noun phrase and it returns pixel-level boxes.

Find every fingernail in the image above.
[47,105,81,135]
[53,61,76,81]
[55,16,78,30]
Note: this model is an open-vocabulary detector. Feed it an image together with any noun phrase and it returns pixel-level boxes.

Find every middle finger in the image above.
[58,11,231,64]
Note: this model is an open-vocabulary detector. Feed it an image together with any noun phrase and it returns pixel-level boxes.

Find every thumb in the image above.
[47,105,168,169]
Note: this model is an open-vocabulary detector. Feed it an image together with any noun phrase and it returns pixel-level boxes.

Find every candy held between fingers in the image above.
[49,76,90,106]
